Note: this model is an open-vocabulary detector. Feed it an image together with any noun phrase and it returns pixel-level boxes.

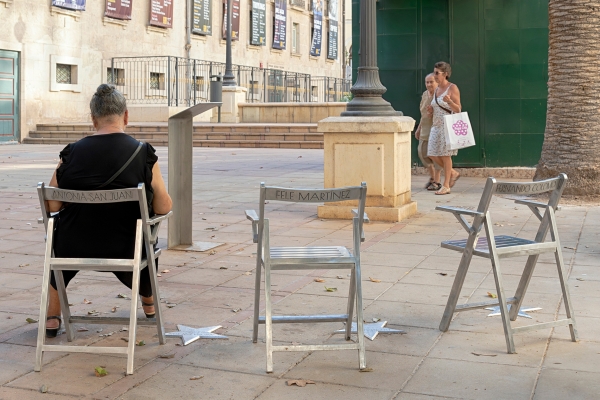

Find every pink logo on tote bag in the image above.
[452,120,469,136]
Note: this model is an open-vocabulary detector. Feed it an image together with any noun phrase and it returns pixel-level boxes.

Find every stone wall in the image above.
[239,102,346,123]
[0,0,344,139]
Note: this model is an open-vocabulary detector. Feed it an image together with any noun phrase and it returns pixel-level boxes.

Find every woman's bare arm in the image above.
[443,85,461,113]
[151,162,173,215]
[45,161,63,212]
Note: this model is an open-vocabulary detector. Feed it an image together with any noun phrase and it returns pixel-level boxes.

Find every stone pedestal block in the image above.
[212,86,247,123]
[317,116,417,222]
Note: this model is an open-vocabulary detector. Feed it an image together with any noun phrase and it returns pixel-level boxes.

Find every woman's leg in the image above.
[440,156,454,188]
[47,286,61,329]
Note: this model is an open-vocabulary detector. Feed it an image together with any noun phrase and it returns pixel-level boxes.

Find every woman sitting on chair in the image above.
[44,84,173,337]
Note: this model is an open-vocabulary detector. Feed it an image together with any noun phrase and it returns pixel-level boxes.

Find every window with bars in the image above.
[56,64,72,84]
[149,72,165,90]
[107,68,125,86]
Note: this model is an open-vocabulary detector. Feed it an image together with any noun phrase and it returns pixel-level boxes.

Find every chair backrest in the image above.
[257,182,367,253]
[475,174,567,215]
[37,182,150,233]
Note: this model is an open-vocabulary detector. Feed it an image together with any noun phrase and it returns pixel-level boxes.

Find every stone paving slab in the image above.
[0,144,598,399]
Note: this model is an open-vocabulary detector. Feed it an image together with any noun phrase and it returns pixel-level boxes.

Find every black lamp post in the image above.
[341,0,400,116]
[222,0,237,86]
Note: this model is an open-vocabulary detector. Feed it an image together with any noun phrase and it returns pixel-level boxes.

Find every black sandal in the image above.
[428,182,442,191]
[46,316,62,338]
[141,300,155,318]
[425,178,435,189]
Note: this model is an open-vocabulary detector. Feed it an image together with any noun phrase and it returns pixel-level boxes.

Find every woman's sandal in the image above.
[425,178,435,189]
[449,172,461,188]
[141,300,155,318]
[435,186,451,195]
[46,316,62,338]
[428,182,442,191]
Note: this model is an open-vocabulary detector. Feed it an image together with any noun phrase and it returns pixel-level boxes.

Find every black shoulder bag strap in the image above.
[96,141,144,189]
[434,85,454,114]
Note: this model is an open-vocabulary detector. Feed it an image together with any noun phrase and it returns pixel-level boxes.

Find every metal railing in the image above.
[108,56,351,106]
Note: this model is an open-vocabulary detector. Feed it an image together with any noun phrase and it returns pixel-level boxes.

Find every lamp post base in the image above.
[341,96,402,117]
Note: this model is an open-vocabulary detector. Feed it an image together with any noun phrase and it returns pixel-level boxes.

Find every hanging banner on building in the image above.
[192,0,212,35]
[52,0,86,11]
[150,0,173,28]
[327,0,338,59]
[105,0,133,20]
[251,0,266,46]
[309,0,322,57]
[272,0,286,50]
[222,0,240,41]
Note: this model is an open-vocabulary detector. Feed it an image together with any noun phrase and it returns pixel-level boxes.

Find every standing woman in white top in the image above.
[427,61,461,195]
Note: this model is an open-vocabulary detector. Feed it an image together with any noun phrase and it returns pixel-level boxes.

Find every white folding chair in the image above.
[35,183,172,375]
[246,182,368,372]
[437,174,577,353]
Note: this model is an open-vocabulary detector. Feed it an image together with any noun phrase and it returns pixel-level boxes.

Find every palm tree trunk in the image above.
[535,0,600,195]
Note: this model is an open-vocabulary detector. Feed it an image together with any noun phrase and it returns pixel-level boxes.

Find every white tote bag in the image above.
[443,112,476,151]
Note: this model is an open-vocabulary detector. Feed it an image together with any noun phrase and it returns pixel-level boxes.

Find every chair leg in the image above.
[439,250,475,332]
[489,258,515,354]
[354,261,366,370]
[554,249,578,341]
[509,254,539,321]
[252,260,263,344]
[264,265,273,373]
[126,261,142,375]
[54,270,74,342]
[35,255,53,372]
[345,266,356,341]
[147,254,166,345]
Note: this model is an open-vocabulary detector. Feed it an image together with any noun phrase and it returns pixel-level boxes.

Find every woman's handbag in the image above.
[443,112,476,151]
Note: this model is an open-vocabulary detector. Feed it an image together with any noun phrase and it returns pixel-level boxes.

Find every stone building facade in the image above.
[0,0,345,141]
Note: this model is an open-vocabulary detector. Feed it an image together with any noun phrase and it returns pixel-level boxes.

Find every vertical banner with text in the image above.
[222,0,241,41]
[272,0,286,49]
[192,0,212,35]
[251,0,266,46]
[150,0,173,28]
[105,0,133,20]
[309,0,322,57]
[327,0,338,59]
[52,0,86,11]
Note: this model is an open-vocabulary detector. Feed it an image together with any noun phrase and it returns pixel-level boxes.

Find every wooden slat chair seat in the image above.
[246,183,368,373]
[436,174,577,353]
[35,183,172,375]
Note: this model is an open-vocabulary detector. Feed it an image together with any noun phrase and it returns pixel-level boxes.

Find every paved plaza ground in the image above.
[0,144,598,400]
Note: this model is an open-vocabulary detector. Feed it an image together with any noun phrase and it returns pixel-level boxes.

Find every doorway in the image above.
[0,50,20,142]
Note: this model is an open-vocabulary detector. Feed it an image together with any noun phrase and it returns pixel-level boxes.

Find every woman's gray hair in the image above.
[90,84,127,119]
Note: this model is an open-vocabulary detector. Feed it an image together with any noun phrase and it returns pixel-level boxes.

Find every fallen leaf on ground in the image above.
[360,368,374,372]
[324,286,337,292]
[564,246,576,250]
[19,263,29,268]
[83,299,92,304]
[117,293,128,299]
[487,292,497,299]
[166,304,177,308]
[161,269,170,273]
[209,250,216,255]
[7,316,12,319]
[159,353,176,359]
[244,271,252,275]
[337,275,344,279]
[232,308,241,313]
[372,318,381,322]
[88,310,99,315]
[219,266,228,269]
[286,379,315,387]
[77,327,89,332]
[40,385,48,393]
[576,278,585,281]
[314,278,325,283]
[369,277,381,283]
[136,340,145,346]
[111,306,117,313]
[26,318,38,323]
[94,366,108,377]
[121,338,129,342]
[471,352,497,357]
[437,273,448,276]
[190,376,204,380]
[494,223,504,227]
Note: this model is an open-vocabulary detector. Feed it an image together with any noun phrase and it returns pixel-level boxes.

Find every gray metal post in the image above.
[168,102,222,250]
[341,0,401,116]
[223,0,236,86]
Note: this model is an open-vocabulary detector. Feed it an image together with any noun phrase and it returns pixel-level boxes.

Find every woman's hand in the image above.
[443,95,452,104]
[415,127,421,140]
[426,105,433,116]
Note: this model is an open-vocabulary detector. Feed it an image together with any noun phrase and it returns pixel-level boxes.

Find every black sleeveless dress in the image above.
[50,133,158,297]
